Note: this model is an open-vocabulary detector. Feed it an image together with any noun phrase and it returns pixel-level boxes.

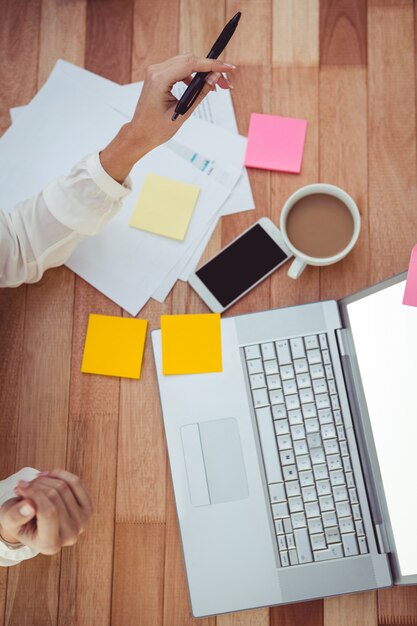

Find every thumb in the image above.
[183,72,221,120]
[0,498,36,534]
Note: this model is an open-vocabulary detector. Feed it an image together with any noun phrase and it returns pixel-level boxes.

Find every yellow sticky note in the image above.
[161,314,222,375]
[81,314,148,379]
[129,173,200,240]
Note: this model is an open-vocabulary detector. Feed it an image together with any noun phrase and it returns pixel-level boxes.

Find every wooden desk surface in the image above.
[1,1,417,624]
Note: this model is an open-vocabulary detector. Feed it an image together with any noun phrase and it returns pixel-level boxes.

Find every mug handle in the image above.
[288,257,306,279]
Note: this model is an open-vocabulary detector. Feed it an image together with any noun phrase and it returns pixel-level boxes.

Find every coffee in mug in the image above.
[280,183,361,279]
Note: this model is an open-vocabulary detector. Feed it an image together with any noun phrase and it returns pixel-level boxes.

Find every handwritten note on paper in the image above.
[81,314,148,379]
[129,173,200,241]
[244,112,308,174]
[161,313,222,375]
[403,244,417,307]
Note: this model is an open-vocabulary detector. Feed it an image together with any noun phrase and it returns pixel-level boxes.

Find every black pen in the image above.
[171,11,241,121]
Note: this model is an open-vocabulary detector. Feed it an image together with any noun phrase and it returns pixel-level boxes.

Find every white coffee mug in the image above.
[280,183,361,279]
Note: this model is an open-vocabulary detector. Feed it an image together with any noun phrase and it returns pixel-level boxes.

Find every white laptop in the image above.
[151,272,417,617]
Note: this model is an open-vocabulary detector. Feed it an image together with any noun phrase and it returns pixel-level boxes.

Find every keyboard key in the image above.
[300,388,314,403]
[297,455,311,471]
[288,496,304,513]
[280,550,289,566]
[334,486,348,502]
[283,379,297,395]
[311,533,326,550]
[316,394,330,409]
[314,543,343,561]
[318,409,333,425]
[272,404,287,420]
[286,481,301,497]
[270,389,284,405]
[274,419,290,435]
[325,527,341,544]
[269,483,286,503]
[277,435,292,450]
[280,364,295,380]
[288,409,303,425]
[305,502,320,518]
[319,495,334,512]
[307,432,322,449]
[340,516,354,534]
[290,337,305,359]
[305,417,319,433]
[349,488,358,505]
[303,404,317,419]
[286,395,300,410]
[305,335,319,350]
[289,549,299,565]
[294,439,308,455]
[307,349,322,365]
[352,505,362,521]
[291,512,307,528]
[344,458,353,474]
[316,479,331,496]
[308,517,323,534]
[284,517,293,533]
[337,425,346,441]
[264,359,279,375]
[277,535,287,550]
[328,454,342,470]
[245,345,261,359]
[328,380,337,395]
[272,502,289,518]
[252,388,269,408]
[322,511,337,527]
[296,373,311,389]
[250,373,266,389]
[302,485,317,502]
[283,465,298,481]
[267,374,281,390]
[319,333,328,350]
[325,364,334,379]
[342,533,359,556]
[336,501,351,518]
[355,520,365,536]
[275,519,284,534]
[334,410,343,425]
[294,528,313,563]
[299,470,314,486]
[291,424,305,440]
[322,423,336,439]
[331,395,340,410]
[313,378,327,394]
[324,439,339,455]
[261,342,275,360]
[294,358,308,374]
[358,530,369,553]
[339,440,349,456]
[280,450,295,466]
[276,340,291,365]
[322,350,331,365]
[247,358,263,374]
[255,407,282,484]
[330,470,345,487]
[313,464,328,480]
[310,447,325,464]
[286,533,295,549]
[310,363,325,379]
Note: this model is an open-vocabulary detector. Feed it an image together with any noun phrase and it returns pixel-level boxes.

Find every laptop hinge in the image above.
[336,328,349,357]
[375,523,390,554]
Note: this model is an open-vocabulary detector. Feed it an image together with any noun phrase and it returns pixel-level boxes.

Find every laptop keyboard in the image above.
[244,333,369,567]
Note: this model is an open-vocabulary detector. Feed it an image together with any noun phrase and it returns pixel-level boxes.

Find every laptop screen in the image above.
[346,278,417,577]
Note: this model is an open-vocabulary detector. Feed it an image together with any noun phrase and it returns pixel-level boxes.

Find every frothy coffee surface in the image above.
[285,193,354,258]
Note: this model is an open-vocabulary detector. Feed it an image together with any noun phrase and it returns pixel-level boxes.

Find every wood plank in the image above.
[85,0,133,84]
[226,0,271,65]
[378,587,417,625]
[368,2,417,284]
[38,0,86,85]
[324,592,377,626]
[179,0,225,56]
[272,0,319,67]
[271,600,323,626]
[319,66,368,299]
[320,0,367,66]
[132,0,179,73]
[112,522,165,626]
[218,610,270,626]
[6,267,74,626]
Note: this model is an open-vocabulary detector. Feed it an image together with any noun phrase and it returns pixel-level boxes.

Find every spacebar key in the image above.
[255,407,282,483]
[294,528,313,563]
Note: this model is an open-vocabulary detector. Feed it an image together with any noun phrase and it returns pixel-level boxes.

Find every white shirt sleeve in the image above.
[0,468,40,566]
[0,152,131,287]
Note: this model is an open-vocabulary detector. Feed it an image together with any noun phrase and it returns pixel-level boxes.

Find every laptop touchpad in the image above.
[181,418,249,506]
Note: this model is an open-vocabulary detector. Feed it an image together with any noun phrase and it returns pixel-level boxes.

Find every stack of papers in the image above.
[2,60,254,315]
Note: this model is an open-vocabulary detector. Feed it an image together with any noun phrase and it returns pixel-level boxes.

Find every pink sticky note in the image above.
[403,244,417,307]
[244,113,308,174]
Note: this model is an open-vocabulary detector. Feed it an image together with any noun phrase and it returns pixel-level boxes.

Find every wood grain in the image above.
[320,0,367,66]
[324,592,378,626]
[272,0,319,67]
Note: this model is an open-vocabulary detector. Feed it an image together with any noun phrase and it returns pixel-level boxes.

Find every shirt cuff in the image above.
[86,153,132,200]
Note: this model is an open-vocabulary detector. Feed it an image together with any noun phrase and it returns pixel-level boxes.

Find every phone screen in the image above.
[196,224,288,307]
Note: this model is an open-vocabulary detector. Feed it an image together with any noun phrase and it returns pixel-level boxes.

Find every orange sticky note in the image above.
[81,314,148,379]
[161,313,222,375]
